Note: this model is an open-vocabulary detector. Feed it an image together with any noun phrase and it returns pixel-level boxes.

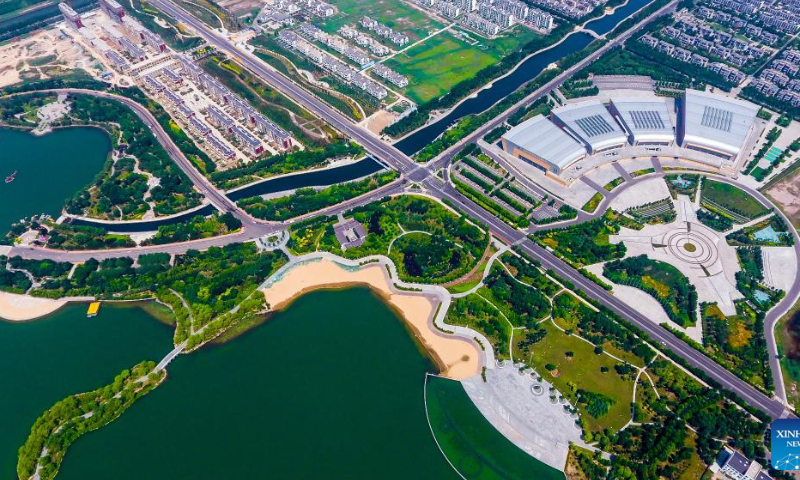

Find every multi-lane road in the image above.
[12,0,793,419]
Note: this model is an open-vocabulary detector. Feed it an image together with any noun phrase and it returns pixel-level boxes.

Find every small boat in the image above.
[5,171,16,183]
[87,302,101,318]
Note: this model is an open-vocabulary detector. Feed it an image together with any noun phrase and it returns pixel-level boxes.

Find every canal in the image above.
[393,0,656,155]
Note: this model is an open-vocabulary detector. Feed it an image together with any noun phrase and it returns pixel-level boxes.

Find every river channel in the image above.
[393,0,655,155]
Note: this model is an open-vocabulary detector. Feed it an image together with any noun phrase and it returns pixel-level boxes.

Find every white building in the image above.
[551,99,628,154]
[609,97,675,146]
[680,89,759,161]
[719,449,772,480]
[501,115,587,176]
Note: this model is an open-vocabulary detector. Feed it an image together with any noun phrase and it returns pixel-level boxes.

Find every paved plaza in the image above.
[461,363,587,471]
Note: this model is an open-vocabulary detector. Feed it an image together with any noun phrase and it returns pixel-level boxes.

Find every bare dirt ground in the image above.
[766,174,800,228]
[0,27,100,88]
[365,109,396,135]
[215,0,261,14]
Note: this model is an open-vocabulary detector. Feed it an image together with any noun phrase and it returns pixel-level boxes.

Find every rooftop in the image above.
[610,96,675,144]
[682,89,759,157]
[502,115,586,172]
[552,99,628,152]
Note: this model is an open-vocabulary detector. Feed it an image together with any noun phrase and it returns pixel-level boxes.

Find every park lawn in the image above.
[701,179,769,220]
[550,295,644,368]
[287,217,337,255]
[321,0,443,40]
[532,321,635,433]
[447,294,513,360]
[446,244,497,294]
[677,434,709,480]
[386,32,499,103]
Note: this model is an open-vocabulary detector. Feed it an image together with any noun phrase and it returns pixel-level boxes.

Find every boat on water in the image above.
[87,302,101,318]
[5,171,17,183]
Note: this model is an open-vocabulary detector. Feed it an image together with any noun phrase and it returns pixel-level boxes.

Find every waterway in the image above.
[0,303,174,479]
[226,157,384,201]
[0,127,110,232]
[55,288,462,480]
[393,0,655,155]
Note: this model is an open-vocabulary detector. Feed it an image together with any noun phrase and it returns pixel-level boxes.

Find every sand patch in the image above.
[261,259,481,380]
[365,109,396,135]
[0,291,67,321]
[0,28,99,89]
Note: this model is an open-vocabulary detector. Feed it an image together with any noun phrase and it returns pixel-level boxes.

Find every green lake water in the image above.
[0,126,110,231]
[53,288,461,480]
[0,303,174,479]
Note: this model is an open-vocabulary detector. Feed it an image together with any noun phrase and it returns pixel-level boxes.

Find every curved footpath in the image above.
[5,0,793,418]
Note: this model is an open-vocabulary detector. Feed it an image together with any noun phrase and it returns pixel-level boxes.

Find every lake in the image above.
[54,288,462,480]
[0,303,174,479]
[0,126,110,232]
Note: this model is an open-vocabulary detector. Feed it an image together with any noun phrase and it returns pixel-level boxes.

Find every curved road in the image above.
[8,2,793,419]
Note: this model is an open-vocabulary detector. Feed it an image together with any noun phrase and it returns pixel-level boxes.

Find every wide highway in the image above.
[11,0,791,419]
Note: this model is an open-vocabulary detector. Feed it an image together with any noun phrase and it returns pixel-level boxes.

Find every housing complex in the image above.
[527,0,605,19]
[412,0,555,34]
[750,48,800,108]
[60,0,294,166]
[277,30,388,99]
[636,0,798,91]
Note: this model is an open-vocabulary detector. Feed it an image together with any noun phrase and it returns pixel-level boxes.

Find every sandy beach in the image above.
[0,291,68,321]
[261,259,481,380]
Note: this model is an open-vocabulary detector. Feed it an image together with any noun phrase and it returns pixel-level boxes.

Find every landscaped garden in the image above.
[603,255,697,327]
[531,211,627,267]
[700,179,769,223]
[320,195,489,284]
[701,302,771,390]
[727,216,794,247]
[1,244,288,347]
[664,174,699,199]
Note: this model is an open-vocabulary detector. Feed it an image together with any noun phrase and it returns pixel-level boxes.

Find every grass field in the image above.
[385,27,538,104]
[425,375,565,480]
[701,179,769,220]
[322,0,444,40]
[530,321,634,433]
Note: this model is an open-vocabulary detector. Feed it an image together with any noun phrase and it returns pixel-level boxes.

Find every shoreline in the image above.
[261,258,482,381]
[0,291,70,322]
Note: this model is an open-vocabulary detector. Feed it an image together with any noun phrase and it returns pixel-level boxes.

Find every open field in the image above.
[385,28,537,104]
[530,320,634,433]
[321,0,444,41]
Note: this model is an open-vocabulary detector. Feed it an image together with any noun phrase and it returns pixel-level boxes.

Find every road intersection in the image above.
[10,0,794,420]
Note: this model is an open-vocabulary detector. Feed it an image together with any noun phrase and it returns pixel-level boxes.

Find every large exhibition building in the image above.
[679,89,761,161]
[500,115,586,175]
[500,89,758,184]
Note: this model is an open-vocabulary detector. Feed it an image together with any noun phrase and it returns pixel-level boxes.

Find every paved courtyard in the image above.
[606,186,744,317]
[461,363,587,471]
